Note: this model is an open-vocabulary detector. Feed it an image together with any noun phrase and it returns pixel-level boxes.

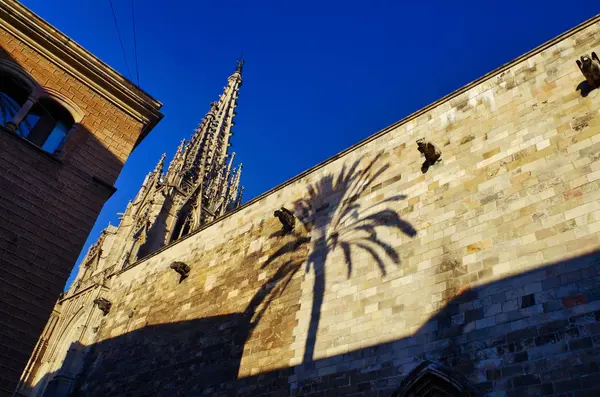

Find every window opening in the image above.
[0,73,29,134]
[21,98,74,154]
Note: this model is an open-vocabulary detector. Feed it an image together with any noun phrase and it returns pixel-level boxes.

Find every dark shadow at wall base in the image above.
[23,249,600,397]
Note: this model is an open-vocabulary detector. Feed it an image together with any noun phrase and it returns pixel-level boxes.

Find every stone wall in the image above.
[50,15,600,397]
[0,2,162,393]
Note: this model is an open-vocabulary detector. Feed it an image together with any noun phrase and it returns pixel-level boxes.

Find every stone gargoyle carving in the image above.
[93,298,112,316]
[417,139,441,173]
[577,52,600,88]
[274,207,295,234]
[170,261,191,282]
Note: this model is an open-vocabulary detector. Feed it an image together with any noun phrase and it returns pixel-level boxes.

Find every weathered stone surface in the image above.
[20,14,600,397]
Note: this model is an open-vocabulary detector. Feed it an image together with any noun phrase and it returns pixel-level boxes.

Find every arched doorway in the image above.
[391,361,481,397]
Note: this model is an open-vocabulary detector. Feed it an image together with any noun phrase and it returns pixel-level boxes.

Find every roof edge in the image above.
[0,0,163,143]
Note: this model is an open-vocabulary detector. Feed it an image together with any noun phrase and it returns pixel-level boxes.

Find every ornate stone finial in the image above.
[416,139,441,173]
[154,153,166,174]
[235,58,244,75]
[576,52,600,87]
[93,297,112,316]
[274,207,295,234]
[236,186,244,207]
[175,139,186,157]
[170,261,191,282]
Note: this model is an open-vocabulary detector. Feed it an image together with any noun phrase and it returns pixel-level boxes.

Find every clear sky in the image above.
[20,0,596,289]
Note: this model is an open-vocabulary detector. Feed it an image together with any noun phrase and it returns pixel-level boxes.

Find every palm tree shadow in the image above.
[245,259,303,331]
[265,152,417,365]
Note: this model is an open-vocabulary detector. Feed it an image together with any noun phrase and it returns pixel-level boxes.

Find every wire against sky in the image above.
[108,0,133,81]
[131,0,140,85]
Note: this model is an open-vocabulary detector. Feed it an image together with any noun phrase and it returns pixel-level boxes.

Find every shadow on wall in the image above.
[17,260,303,397]
[17,155,600,397]
[0,45,127,394]
[23,250,600,396]
[576,80,596,97]
[266,153,417,362]
[18,153,416,396]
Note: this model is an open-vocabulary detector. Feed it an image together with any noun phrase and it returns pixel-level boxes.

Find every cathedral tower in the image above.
[166,59,245,240]
[16,62,244,396]
[80,60,245,277]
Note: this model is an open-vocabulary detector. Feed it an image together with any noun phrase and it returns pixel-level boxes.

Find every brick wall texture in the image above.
[0,24,146,395]
[33,16,600,397]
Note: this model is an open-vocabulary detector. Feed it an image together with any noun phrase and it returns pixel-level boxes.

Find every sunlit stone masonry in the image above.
[17,14,600,397]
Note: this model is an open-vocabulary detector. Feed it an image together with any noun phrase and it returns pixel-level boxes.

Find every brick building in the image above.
[0,0,163,394]
[16,11,600,397]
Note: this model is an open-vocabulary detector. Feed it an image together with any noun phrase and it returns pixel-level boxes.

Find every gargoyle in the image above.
[170,261,191,282]
[417,139,441,173]
[274,207,295,234]
[93,298,112,316]
[576,52,600,88]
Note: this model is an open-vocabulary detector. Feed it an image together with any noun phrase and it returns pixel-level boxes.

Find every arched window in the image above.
[0,65,81,155]
[391,361,480,397]
[22,98,74,154]
[170,208,192,243]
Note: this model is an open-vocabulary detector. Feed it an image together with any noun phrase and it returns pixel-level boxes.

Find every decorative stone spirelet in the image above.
[93,298,112,316]
[576,52,600,87]
[170,261,191,282]
[416,139,441,173]
[274,207,295,234]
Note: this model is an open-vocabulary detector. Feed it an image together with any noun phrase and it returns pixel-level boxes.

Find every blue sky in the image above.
[20,0,596,289]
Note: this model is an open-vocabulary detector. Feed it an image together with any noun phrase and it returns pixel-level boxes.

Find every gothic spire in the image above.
[58,61,247,283]
[154,153,166,175]
[175,61,242,191]
[167,60,245,234]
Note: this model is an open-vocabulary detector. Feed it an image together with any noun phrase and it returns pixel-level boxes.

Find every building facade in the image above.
[0,0,163,395]
[15,60,245,397]
[18,13,600,397]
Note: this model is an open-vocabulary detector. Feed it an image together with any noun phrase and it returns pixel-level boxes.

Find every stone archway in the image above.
[391,361,481,397]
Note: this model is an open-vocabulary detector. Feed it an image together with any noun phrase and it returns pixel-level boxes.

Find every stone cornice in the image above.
[0,0,163,147]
